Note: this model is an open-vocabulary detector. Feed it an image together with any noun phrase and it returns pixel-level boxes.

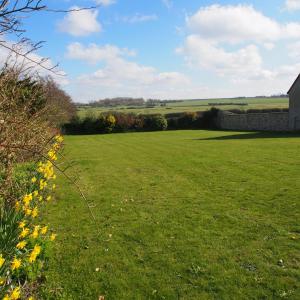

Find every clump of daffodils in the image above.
[0,135,63,300]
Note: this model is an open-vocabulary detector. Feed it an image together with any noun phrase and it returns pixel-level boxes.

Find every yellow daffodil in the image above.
[11,257,21,270]
[15,201,20,211]
[39,179,47,190]
[18,221,26,229]
[33,190,39,197]
[0,254,5,268]
[52,142,60,151]
[31,207,38,218]
[50,233,57,241]
[19,228,30,239]
[46,196,51,202]
[31,177,37,183]
[47,150,57,161]
[24,208,32,216]
[10,287,21,300]
[41,226,48,235]
[31,226,40,239]
[22,194,33,206]
[16,240,27,250]
[29,245,41,263]
[55,135,63,143]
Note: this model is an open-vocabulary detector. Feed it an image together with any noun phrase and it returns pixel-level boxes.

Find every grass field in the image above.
[78,97,289,117]
[42,130,299,299]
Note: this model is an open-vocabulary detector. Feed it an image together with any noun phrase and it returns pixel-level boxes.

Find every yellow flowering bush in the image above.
[0,135,63,300]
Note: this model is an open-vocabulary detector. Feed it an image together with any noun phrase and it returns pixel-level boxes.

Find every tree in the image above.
[41,77,76,126]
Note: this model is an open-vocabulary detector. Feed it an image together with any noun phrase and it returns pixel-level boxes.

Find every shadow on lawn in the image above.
[196,131,300,141]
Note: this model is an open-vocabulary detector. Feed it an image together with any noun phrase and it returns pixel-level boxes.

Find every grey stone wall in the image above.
[218,111,289,131]
[289,81,300,130]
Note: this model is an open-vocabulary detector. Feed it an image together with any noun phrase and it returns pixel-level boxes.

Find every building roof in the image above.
[288,73,300,94]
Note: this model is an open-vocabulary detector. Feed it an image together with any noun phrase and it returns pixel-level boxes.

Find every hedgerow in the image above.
[0,136,63,300]
[0,68,71,299]
[62,109,220,135]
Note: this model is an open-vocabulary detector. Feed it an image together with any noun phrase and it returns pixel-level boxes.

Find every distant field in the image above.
[42,130,299,299]
[77,97,289,117]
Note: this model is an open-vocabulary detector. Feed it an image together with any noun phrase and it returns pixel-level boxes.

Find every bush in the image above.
[114,113,137,132]
[133,116,144,131]
[167,117,179,130]
[201,107,220,129]
[104,114,116,133]
[177,112,198,129]
[143,114,168,131]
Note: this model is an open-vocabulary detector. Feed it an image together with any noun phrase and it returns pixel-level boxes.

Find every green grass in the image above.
[78,97,289,117]
[42,130,299,299]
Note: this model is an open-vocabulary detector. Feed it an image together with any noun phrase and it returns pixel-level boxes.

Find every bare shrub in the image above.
[0,67,54,204]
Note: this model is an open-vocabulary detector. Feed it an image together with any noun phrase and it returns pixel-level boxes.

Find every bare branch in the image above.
[45,5,101,13]
[0,1,104,74]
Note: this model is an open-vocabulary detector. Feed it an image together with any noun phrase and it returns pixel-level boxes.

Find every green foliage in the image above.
[42,131,300,299]
[177,112,198,129]
[200,107,220,129]
[143,114,168,131]
[0,137,62,298]
[0,205,21,258]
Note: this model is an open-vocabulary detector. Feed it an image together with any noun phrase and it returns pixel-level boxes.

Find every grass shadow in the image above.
[195,131,300,141]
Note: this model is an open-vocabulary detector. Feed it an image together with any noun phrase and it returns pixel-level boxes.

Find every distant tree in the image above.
[91,98,145,107]
[42,77,76,126]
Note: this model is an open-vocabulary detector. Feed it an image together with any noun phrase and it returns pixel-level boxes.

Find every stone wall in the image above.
[218,111,289,131]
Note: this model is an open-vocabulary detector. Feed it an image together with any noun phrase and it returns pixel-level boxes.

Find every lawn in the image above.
[77,97,289,117]
[42,130,299,299]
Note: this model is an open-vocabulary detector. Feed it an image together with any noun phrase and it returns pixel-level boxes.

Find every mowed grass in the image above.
[78,97,289,117]
[42,130,300,299]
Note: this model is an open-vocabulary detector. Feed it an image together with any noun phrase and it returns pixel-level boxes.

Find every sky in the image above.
[10,0,300,102]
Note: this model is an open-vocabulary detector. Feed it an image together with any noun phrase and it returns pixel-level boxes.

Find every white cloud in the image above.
[0,42,69,85]
[263,43,275,50]
[120,14,158,24]
[285,0,300,11]
[58,7,101,36]
[187,5,300,44]
[95,0,115,6]
[66,42,136,65]
[66,43,193,100]
[178,4,300,82]
[288,41,300,58]
[177,35,273,80]
[162,0,173,9]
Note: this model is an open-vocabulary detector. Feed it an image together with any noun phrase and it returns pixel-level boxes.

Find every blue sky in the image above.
[13,0,300,102]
